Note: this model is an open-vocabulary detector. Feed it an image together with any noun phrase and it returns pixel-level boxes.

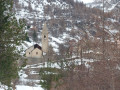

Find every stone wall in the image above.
[18,55,50,66]
[26,57,44,65]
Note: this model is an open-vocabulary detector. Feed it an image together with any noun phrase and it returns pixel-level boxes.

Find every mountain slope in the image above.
[14,0,120,53]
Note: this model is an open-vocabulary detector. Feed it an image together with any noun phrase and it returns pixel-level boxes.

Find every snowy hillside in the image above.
[14,0,72,52]
[13,0,79,53]
[15,0,69,21]
[14,0,120,54]
[88,0,120,12]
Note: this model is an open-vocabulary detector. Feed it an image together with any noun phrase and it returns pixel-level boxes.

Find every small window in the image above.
[29,52,30,54]
[36,52,38,55]
[44,35,46,39]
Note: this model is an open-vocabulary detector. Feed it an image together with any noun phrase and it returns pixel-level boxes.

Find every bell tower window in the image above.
[44,35,46,39]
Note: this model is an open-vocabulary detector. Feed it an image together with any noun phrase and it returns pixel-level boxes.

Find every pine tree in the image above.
[25,33,30,42]
[0,0,25,86]
[32,30,38,43]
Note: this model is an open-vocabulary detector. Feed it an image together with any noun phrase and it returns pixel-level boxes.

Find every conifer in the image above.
[0,0,25,86]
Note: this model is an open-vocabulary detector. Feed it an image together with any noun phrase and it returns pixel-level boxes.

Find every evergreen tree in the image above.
[32,30,38,43]
[0,0,25,86]
[25,33,30,42]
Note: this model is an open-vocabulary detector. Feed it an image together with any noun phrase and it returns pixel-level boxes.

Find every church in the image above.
[25,23,48,58]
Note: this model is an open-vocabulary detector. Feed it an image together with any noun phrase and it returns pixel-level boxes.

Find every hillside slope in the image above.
[14,0,120,53]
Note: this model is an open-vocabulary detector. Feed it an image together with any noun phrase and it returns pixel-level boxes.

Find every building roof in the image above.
[34,44,42,50]
[25,44,42,52]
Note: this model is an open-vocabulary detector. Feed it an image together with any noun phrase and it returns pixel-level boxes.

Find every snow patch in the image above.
[16,85,44,90]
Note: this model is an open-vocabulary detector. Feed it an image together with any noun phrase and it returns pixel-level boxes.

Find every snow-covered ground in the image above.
[16,85,44,90]
[0,85,43,90]
[0,57,94,90]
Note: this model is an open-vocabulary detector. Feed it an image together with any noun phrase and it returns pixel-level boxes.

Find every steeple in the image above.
[41,22,48,53]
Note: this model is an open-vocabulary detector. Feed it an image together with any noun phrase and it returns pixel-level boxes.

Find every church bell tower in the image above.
[42,23,48,53]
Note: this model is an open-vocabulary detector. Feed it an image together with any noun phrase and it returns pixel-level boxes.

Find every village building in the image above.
[25,23,48,58]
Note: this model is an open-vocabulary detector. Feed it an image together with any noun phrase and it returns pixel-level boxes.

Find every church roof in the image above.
[25,44,42,52]
[34,44,42,50]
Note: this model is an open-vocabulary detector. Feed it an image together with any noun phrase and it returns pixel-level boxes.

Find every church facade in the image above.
[25,23,48,58]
